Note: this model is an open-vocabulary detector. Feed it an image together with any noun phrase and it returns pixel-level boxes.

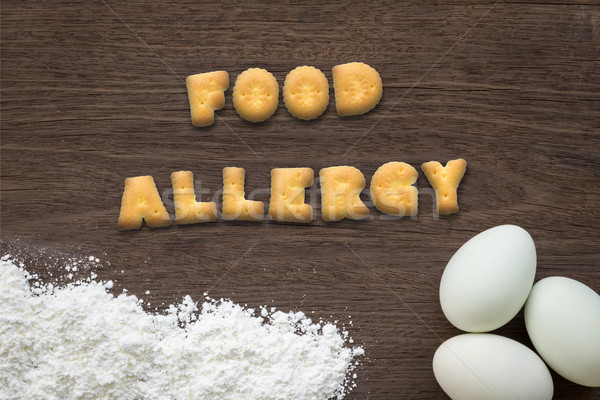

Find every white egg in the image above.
[433,334,553,400]
[525,277,600,387]
[440,225,537,332]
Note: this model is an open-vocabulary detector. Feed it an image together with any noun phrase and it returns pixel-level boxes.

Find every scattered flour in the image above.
[0,255,363,400]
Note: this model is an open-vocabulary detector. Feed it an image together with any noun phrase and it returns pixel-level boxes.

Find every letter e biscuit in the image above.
[269,168,314,222]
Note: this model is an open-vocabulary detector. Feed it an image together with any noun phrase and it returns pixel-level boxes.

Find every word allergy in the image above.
[117,159,467,230]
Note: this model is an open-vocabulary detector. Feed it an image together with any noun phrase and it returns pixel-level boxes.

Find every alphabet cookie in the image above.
[232,68,279,122]
[222,167,264,221]
[117,175,171,230]
[421,159,467,215]
[268,167,314,222]
[171,170,217,224]
[370,162,418,217]
[186,71,229,127]
[283,66,329,120]
[319,166,370,221]
[332,62,382,116]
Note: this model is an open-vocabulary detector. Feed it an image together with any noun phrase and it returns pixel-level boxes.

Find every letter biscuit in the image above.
[222,167,264,221]
[171,171,217,224]
[268,167,314,222]
[117,175,171,230]
[319,166,370,221]
[186,71,229,127]
[332,62,382,116]
[421,159,467,215]
[370,162,418,217]
[232,68,279,122]
[283,66,329,120]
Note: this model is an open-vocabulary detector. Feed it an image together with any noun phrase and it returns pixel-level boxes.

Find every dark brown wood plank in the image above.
[1,1,599,398]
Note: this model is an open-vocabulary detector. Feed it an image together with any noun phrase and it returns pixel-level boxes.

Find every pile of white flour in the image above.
[0,255,363,400]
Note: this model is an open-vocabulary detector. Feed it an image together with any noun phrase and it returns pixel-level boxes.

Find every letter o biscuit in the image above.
[283,66,329,120]
[233,68,279,123]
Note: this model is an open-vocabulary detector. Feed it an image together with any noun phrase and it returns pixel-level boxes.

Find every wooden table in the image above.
[1,1,599,398]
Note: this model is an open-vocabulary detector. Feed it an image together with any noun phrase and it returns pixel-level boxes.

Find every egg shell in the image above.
[433,333,553,400]
[525,276,600,387]
[440,225,536,332]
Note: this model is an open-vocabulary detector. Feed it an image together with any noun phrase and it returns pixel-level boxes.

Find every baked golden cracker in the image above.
[332,62,382,116]
[117,175,171,230]
[222,167,264,221]
[268,168,314,222]
[283,66,329,120]
[319,166,370,221]
[232,68,279,122]
[370,162,418,217]
[186,71,229,127]
[421,159,467,215]
[171,170,217,224]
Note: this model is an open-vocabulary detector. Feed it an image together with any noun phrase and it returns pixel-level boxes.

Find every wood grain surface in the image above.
[1,0,599,398]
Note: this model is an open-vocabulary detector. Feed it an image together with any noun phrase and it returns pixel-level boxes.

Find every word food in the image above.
[186,62,383,127]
